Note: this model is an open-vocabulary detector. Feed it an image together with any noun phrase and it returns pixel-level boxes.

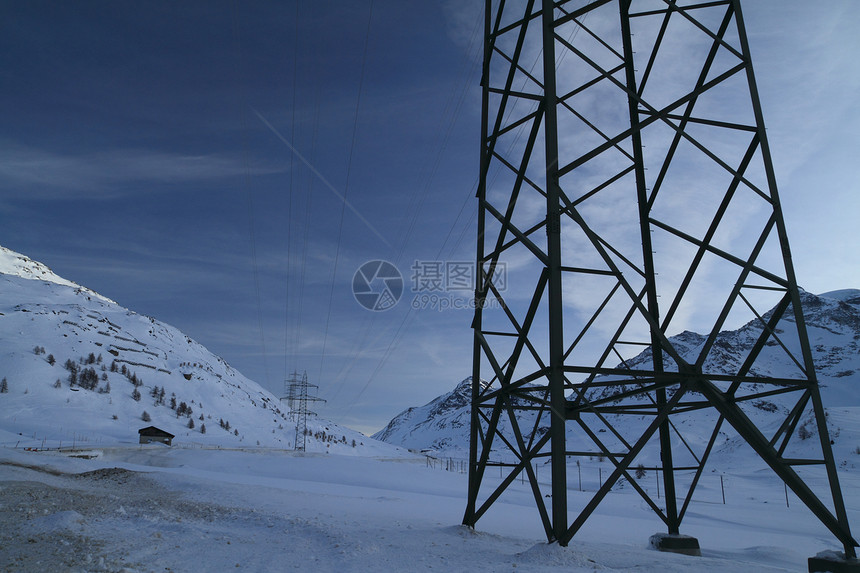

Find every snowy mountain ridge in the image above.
[0,245,114,304]
[373,377,475,453]
[375,289,860,464]
[0,245,401,456]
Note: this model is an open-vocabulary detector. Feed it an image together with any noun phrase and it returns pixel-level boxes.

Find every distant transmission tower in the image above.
[281,371,325,452]
[465,0,856,567]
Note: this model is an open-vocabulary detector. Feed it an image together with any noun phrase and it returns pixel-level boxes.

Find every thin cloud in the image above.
[0,142,285,197]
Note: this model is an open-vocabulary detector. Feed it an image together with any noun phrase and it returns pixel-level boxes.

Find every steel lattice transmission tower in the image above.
[281,371,325,452]
[464,0,857,561]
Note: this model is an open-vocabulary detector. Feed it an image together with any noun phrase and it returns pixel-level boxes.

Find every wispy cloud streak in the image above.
[0,143,283,197]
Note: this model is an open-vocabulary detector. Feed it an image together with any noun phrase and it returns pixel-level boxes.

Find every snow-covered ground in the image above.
[2,445,856,572]
[2,241,857,571]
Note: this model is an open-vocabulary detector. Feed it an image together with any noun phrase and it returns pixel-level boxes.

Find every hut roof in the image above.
[137,426,175,439]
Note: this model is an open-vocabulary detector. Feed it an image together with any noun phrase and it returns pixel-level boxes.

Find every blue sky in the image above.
[2,1,858,434]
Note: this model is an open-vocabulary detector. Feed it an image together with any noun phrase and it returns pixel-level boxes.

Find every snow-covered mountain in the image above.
[375,289,860,464]
[373,377,475,454]
[0,245,398,455]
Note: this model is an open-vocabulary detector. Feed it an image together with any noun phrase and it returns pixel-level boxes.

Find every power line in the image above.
[292,89,322,373]
[333,6,485,413]
[342,12,590,416]
[231,0,271,388]
[317,0,376,392]
[283,0,300,384]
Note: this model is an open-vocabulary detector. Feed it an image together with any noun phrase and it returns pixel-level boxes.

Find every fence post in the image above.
[721,475,725,504]
[577,460,582,491]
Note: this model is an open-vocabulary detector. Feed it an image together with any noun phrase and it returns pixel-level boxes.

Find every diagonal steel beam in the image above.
[694,378,857,551]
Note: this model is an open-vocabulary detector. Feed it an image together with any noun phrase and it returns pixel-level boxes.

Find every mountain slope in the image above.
[0,245,398,456]
[375,289,860,465]
[373,377,475,454]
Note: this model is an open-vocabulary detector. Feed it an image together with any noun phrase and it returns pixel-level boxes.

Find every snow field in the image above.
[2,445,856,572]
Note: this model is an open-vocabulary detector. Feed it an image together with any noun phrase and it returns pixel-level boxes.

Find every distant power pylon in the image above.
[465,0,856,566]
[281,371,325,452]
